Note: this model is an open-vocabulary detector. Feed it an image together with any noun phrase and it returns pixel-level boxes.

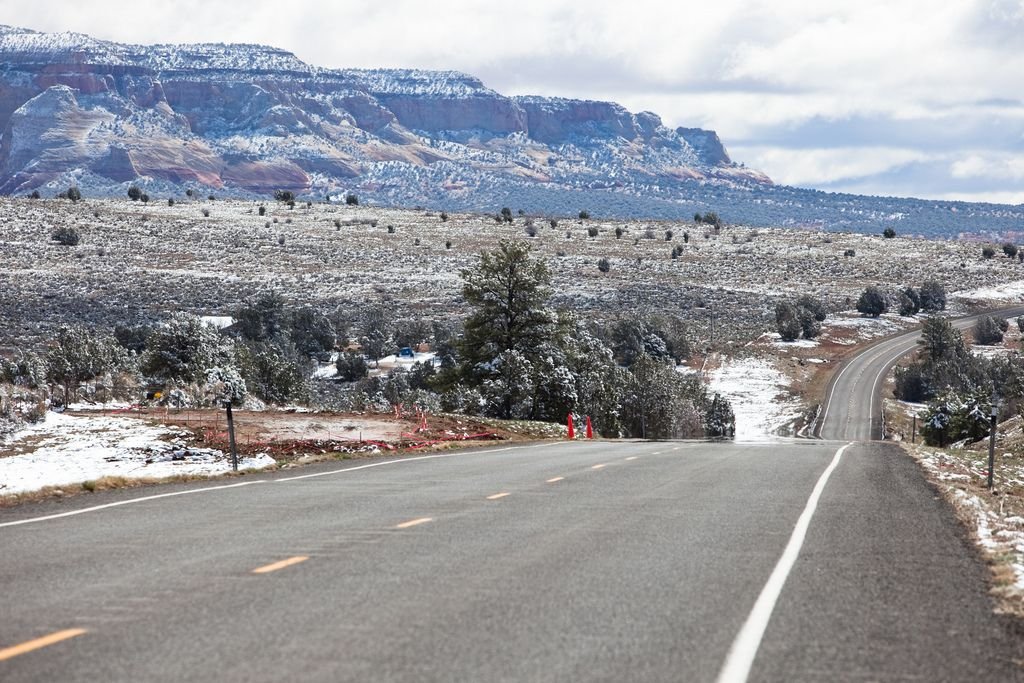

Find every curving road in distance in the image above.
[817,305,1024,441]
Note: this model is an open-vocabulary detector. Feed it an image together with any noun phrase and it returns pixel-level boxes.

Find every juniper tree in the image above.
[460,240,554,369]
[919,280,946,312]
[290,307,336,357]
[235,341,305,404]
[775,302,802,341]
[706,393,736,437]
[142,313,232,385]
[975,315,1006,345]
[899,287,921,316]
[46,325,127,403]
[235,291,289,344]
[856,286,888,317]
[52,226,80,246]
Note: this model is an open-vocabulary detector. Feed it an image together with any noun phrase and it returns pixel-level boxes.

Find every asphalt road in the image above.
[2,439,1023,681]
[818,305,1024,440]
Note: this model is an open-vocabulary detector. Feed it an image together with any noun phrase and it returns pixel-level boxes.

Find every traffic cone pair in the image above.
[566,414,595,439]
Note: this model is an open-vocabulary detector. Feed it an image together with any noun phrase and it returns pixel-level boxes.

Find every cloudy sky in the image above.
[3,0,1023,204]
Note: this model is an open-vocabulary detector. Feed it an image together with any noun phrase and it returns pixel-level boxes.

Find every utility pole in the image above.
[988,389,998,491]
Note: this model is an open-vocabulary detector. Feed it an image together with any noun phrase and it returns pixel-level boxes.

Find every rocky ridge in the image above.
[3,25,1024,238]
[0,25,761,201]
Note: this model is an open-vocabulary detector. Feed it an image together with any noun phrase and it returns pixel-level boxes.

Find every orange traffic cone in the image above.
[585,415,593,439]
[567,413,575,439]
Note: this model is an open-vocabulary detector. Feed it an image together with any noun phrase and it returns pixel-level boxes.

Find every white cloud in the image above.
[951,153,1024,181]
[732,146,932,186]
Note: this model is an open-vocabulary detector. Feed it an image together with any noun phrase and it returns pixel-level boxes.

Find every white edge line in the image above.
[818,356,856,434]
[715,442,852,683]
[0,442,561,529]
[0,480,265,529]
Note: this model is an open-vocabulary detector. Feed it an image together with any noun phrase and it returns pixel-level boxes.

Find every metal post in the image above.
[988,394,998,491]
[710,304,715,346]
[225,402,239,472]
[912,415,916,444]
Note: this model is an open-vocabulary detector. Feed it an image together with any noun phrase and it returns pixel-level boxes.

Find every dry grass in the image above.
[904,441,1024,616]
[0,471,256,508]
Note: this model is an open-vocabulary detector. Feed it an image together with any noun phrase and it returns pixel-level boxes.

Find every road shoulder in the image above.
[753,441,1024,682]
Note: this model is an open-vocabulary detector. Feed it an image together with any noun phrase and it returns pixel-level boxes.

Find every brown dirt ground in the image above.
[67,407,542,461]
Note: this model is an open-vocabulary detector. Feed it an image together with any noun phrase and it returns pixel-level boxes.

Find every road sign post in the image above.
[225,401,239,472]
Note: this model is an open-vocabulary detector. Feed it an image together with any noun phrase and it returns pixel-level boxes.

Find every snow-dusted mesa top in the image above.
[336,69,497,98]
[0,25,130,65]
[143,43,313,74]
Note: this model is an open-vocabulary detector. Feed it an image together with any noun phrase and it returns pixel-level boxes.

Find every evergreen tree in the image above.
[290,306,336,357]
[46,325,126,402]
[919,280,946,312]
[235,291,289,344]
[459,240,555,376]
[705,394,736,437]
[898,287,921,316]
[856,286,888,317]
[775,302,802,341]
[975,315,1005,345]
[142,313,232,384]
[235,342,306,405]
[359,307,396,365]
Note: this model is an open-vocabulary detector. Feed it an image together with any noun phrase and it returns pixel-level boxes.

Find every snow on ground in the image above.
[199,315,235,330]
[955,280,1024,301]
[707,357,804,441]
[377,351,436,367]
[823,312,908,344]
[764,332,819,349]
[0,411,274,496]
[313,351,437,379]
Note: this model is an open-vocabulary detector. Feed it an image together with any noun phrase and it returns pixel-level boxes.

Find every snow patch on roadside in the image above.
[822,313,908,344]
[707,357,804,441]
[917,449,1024,594]
[0,412,274,496]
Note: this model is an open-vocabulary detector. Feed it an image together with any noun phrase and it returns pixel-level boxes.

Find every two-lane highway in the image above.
[2,438,1023,681]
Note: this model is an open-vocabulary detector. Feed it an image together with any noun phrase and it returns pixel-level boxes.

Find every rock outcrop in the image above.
[0,24,769,203]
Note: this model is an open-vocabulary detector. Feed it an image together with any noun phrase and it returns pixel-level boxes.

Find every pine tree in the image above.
[705,393,736,437]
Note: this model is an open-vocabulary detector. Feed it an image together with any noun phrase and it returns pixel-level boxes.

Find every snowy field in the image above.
[0,411,274,496]
[3,197,1023,354]
[707,357,804,441]
[955,279,1024,302]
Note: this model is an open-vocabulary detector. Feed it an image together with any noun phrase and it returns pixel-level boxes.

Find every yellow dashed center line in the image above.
[592,464,607,470]
[487,492,510,500]
[546,476,565,483]
[395,517,434,529]
[0,629,87,662]
[252,556,309,574]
